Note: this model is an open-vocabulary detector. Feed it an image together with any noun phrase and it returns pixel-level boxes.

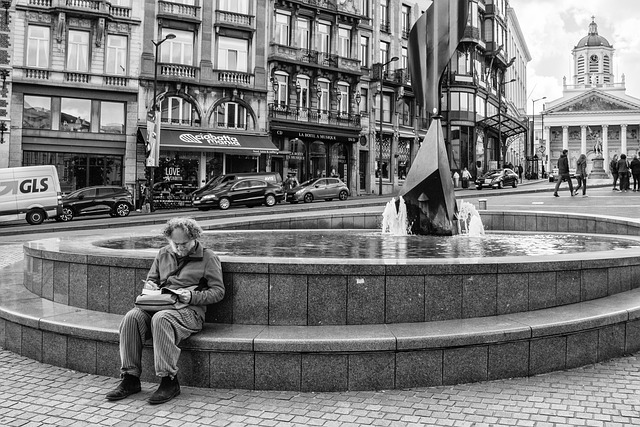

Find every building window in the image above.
[23,95,52,129]
[67,30,90,72]
[215,102,253,130]
[399,100,413,126]
[338,27,351,57]
[455,51,471,75]
[275,11,290,45]
[337,83,349,114]
[27,25,50,68]
[380,41,390,68]
[401,5,411,37]
[219,0,248,14]
[360,0,369,17]
[217,37,248,72]
[296,77,309,109]
[360,36,369,67]
[402,46,408,70]
[106,34,127,75]
[273,73,288,106]
[61,98,91,132]
[382,93,392,123]
[318,22,331,54]
[161,29,193,65]
[161,97,197,125]
[380,0,389,30]
[318,80,330,112]
[359,87,368,114]
[99,101,125,134]
[296,18,310,50]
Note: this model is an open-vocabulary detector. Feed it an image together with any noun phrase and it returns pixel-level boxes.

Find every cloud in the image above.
[510,0,640,109]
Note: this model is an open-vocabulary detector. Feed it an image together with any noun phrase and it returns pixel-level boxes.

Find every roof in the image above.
[575,18,611,48]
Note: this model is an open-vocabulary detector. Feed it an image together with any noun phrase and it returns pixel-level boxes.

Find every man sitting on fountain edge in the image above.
[105,217,225,405]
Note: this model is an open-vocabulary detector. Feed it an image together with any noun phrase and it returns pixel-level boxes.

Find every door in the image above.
[359,150,368,192]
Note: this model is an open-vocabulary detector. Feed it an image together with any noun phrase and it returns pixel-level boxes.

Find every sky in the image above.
[509,0,640,113]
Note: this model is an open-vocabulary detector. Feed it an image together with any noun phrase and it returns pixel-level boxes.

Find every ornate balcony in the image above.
[270,45,361,73]
[158,0,200,21]
[16,67,136,90]
[268,104,361,129]
[158,63,198,80]
[215,10,254,30]
[214,70,252,86]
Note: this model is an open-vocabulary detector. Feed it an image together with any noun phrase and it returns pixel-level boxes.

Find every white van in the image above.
[0,165,63,225]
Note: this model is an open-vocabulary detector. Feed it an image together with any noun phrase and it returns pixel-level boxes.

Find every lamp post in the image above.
[147,33,175,212]
[376,56,399,195]
[497,77,515,168]
[530,96,546,160]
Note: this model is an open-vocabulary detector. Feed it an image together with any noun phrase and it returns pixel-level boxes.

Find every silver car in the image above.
[286,177,350,203]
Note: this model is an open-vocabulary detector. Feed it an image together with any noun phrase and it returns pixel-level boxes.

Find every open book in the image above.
[140,287,183,296]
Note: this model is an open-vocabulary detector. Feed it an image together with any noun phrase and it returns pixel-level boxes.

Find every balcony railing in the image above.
[158,0,200,19]
[215,70,251,85]
[65,0,100,10]
[28,0,52,6]
[109,4,131,18]
[215,10,254,28]
[159,63,198,80]
[268,104,361,128]
[65,72,90,83]
[380,22,390,33]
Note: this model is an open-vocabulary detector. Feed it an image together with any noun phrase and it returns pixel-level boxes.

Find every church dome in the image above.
[576,18,611,48]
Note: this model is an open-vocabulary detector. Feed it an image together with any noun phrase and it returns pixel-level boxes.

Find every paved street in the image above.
[2,181,640,426]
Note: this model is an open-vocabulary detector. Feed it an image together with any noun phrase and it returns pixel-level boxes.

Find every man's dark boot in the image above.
[148,375,180,404]
[105,373,141,401]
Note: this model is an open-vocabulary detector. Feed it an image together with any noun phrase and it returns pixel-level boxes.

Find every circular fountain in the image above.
[7,206,640,390]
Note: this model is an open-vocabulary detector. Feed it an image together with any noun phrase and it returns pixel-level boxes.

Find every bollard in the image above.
[478,199,487,210]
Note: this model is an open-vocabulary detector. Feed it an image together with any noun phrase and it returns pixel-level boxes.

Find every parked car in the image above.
[548,167,576,182]
[58,185,133,221]
[286,177,350,203]
[475,169,519,190]
[191,178,284,210]
[191,172,283,200]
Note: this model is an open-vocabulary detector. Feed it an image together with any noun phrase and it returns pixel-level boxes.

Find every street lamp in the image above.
[147,33,175,212]
[497,77,516,168]
[531,96,546,160]
[377,56,399,195]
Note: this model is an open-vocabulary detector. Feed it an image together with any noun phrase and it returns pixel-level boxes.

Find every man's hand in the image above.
[142,280,159,290]
[177,289,192,304]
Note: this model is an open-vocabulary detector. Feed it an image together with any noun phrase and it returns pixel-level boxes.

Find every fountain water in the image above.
[457,200,485,236]
[381,196,410,235]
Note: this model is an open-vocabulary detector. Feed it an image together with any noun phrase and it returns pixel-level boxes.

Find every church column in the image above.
[602,124,609,168]
[621,124,628,155]
[562,126,569,151]
[544,126,551,175]
[581,126,587,155]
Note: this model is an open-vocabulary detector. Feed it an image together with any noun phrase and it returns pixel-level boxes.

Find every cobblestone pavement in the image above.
[1,347,640,427]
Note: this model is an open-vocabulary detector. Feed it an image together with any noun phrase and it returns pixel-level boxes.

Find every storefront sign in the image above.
[295,132,358,143]
[289,152,305,160]
[178,133,242,147]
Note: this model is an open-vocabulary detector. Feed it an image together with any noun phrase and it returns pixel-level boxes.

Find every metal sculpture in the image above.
[400,0,468,235]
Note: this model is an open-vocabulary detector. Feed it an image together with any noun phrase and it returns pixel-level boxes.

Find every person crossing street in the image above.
[554,149,574,197]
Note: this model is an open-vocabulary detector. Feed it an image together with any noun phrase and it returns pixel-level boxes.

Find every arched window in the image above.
[161,96,200,126]
[214,102,255,130]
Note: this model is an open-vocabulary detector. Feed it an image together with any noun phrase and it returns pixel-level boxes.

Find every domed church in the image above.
[537,17,640,175]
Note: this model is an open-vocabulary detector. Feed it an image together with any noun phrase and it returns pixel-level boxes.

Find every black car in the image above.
[191,178,284,210]
[58,185,133,221]
[475,168,519,189]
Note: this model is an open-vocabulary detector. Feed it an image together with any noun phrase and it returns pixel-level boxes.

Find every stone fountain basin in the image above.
[22,209,640,325]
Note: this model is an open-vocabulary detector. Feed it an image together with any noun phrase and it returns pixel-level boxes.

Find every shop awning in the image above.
[138,128,278,154]
[477,114,527,138]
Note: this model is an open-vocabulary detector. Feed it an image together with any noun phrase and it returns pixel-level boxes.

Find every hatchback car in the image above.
[286,177,350,203]
[191,178,284,210]
[58,185,133,221]
[475,169,519,190]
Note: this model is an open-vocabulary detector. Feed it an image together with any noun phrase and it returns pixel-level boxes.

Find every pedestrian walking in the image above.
[630,154,640,191]
[617,154,630,192]
[554,149,574,197]
[105,217,226,405]
[573,153,588,197]
[517,164,523,182]
[610,154,620,191]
